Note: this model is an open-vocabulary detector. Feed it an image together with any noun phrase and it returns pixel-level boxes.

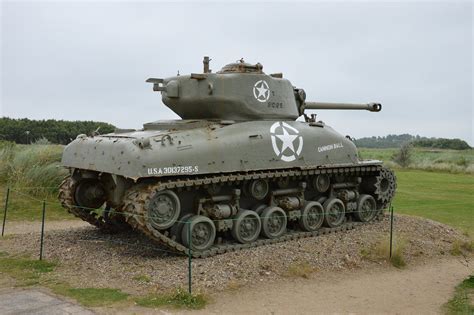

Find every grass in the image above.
[0,143,71,221]
[135,288,208,310]
[0,251,129,307]
[360,237,407,268]
[0,251,205,310]
[392,170,474,236]
[51,286,129,307]
[226,279,244,291]
[0,143,67,194]
[132,274,151,283]
[0,184,73,221]
[450,240,474,256]
[0,252,57,286]
[286,261,315,278]
[443,275,474,314]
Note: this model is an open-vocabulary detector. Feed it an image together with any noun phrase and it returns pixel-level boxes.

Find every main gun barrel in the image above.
[303,102,382,112]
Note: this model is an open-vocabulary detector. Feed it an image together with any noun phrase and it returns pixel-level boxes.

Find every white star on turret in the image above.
[253,80,270,102]
[276,126,298,154]
[255,82,268,100]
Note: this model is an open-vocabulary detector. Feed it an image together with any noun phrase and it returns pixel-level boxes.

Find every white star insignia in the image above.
[255,82,268,100]
[276,126,298,154]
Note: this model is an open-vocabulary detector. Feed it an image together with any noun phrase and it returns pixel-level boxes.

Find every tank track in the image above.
[121,164,389,258]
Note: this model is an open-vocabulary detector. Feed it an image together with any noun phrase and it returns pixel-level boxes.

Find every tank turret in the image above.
[147,57,381,121]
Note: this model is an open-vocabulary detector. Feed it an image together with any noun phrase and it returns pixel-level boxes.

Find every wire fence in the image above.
[0,185,409,295]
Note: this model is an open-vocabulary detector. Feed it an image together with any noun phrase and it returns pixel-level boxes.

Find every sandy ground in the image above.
[184,258,472,315]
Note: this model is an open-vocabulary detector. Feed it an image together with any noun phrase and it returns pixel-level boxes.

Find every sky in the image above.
[1,1,473,144]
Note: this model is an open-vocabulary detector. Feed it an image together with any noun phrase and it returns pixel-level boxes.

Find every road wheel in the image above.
[299,201,324,232]
[353,195,377,222]
[323,198,345,228]
[231,210,261,243]
[146,190,180,230]
[181,215,216,251]
[260,206,287,239]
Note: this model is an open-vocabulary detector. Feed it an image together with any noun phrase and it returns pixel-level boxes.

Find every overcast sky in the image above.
[1,1,472,144]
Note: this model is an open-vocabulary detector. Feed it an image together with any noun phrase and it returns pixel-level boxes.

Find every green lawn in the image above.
[393,170,473,236]
[0,185,72,221]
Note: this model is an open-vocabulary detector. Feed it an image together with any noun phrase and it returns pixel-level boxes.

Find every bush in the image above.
[391,143,413,167]
[33,137,52,145]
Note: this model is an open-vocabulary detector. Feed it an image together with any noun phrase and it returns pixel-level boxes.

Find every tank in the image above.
[59,57,396,257]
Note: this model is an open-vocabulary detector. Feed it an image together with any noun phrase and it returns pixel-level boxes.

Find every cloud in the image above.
[1,1,472,144]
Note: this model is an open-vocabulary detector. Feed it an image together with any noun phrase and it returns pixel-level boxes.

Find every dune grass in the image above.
[359,148,474,174]
[0,143,67,195]
[0,143,71,221]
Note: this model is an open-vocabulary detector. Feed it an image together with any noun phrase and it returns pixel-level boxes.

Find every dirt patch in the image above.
[0,214,470,297]
[185,258,472,315]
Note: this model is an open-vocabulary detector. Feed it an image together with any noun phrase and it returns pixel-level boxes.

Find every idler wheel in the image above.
[323,198,345,228]
[299,201,324,232]
[146,190,181,230]
[231,210,262,244]
[260,206,287,239]
[181,215,216,251]
[353,194,377,222]
[74,179,106,210]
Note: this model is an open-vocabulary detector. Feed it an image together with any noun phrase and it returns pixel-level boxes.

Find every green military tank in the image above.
[59,57,396,257]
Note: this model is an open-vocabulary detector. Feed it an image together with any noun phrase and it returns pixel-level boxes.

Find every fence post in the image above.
[1,187,10,237]
[389,204,394,258]
[187,220,192,295]
[39,200,46,260]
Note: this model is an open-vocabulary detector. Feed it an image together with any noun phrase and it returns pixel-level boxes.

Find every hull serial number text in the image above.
[147,166,199,175]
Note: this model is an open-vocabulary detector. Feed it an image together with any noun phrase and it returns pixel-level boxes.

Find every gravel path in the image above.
[1,220,87,235]
[0,214,470,296]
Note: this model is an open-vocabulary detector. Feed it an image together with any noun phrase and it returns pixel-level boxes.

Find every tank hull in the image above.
[59,119,396,257]
[62,120,371,179]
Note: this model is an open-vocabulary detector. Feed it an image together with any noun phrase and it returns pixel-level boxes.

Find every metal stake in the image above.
[188,220,192,295]
[389,204,394,258]
[1,188,10,237]
[39,200,46,260]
